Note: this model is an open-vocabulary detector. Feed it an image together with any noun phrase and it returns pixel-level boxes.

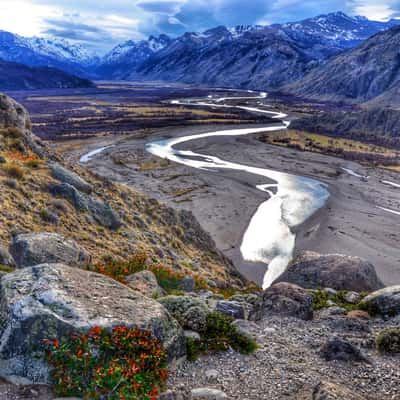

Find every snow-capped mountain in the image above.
[278,11,400,47]
[121,12,400,89]
[0,30,99,77]
[96,34,171,78]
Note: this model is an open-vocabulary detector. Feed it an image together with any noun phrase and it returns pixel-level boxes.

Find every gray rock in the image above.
[158,296,211,333]
[276,252,384,292]
[180,276,196,292]
[184,330,201,341]
[205,369,219,381]
[0,242,15,267]
[49,183,88,211]
[344,291,361,304]
[215,300,245,319]
[313,381,367,400]
[191,388,227,400]
[250,282,313,321]
[231,319,259,338]
[0,263,185,383]
[88,198,122,230]
[49,183,122,230]
[125,270,164,298]
[10,232,91,268]
[360,286,400,318]
[320,337,368,363]
[49,162,92,194]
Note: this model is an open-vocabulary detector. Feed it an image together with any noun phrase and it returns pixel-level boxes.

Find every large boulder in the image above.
[313,381,366,400]
[0,264,185,383]
[125,270,165,298]
[49,162,92,194]
[158,296,211,333]
[10,232,91,268]
[276,252,384,292]
[360,286,400,318]
[320,337,368,363]
[250,282,313,321]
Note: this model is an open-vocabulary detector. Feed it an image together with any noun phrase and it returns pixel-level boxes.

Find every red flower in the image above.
[53,339,60,348]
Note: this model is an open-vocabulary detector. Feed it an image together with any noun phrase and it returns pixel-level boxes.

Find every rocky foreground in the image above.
[0,93,399,399]
[0,247,400,399]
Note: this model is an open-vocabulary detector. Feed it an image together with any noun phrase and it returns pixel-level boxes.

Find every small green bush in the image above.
[45,326,167,400]
[187,312,257,361]
[376,328,400,354]
[312,289,366,312]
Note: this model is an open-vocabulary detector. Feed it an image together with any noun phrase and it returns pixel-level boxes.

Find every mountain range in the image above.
[0,11,399,90]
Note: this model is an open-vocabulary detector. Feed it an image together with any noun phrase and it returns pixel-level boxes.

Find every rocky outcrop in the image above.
[158,296,211,333]
[10,232,91,268]
[320,337,368,363]
[49,162,93,194]
[49,183,122,230]
[125,270,164,298]
[313,381,367,400]
[360,286,400,318]
[0,263,185,382]
[276,252,384,292]
[250,282,313,321]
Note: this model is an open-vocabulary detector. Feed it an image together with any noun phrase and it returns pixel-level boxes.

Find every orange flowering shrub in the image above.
[4,151,38,163]
[45,326,168,400]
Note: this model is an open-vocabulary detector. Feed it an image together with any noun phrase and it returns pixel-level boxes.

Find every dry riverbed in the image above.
[58,117,400,288]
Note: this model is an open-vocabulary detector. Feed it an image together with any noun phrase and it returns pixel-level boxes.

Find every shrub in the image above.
[2,163,24,180]
[93,254,196,294]
[312,289,366,312]
[45,326,168,400]
[187,312,258,361]
[376,328,400,354]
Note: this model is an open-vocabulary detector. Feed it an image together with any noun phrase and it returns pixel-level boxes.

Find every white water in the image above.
[377,206,400,216]
[146,92,329,288]
[341,167,368,179]
[382,180,400,188]
[80,145,114,163]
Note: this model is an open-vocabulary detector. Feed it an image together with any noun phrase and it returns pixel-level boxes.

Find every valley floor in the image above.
[59,121,400,287]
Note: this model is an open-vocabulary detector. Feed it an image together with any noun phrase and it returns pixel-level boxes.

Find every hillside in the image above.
[0,92,244,289]
[0,59,93,90]
[286,25,400,105]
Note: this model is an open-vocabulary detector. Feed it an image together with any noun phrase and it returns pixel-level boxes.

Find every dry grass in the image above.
[260,130,400,168]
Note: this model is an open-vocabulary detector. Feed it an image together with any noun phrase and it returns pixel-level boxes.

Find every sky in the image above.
[0,0,399,54]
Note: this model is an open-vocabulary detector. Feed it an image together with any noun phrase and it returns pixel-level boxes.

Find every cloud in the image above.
[0,0,399,53]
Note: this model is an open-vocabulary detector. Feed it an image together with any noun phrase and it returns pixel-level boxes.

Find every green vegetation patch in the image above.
[376,328,400,354]
[187,312,258,361]
[45,326,167,400]
[312,289,367,312]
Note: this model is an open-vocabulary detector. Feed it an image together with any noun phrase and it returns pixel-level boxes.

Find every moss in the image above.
[0,264,14,273]
[311,289,367,312]
[376,328,400,354]
[186,312,258,361]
